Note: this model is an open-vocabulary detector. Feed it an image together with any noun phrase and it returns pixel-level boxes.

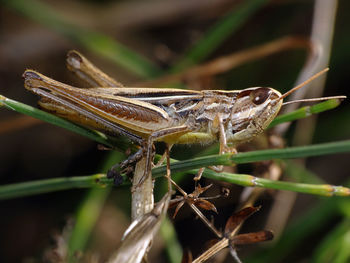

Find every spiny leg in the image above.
[107,147,145,185]
[154,144,173,168]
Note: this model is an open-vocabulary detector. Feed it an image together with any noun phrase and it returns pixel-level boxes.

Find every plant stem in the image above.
[131,157,154,220]
[152,140,350,176]
[0,96,114,148]
[66,151,126,261]
[67,188,111,262]
[0,174,109,200]
[269,98,343,128]
[199,169,350,197]
[312,219,350,263]
[2,138,350,199]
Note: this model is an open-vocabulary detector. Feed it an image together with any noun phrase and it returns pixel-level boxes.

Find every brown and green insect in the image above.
[23,51,337,184]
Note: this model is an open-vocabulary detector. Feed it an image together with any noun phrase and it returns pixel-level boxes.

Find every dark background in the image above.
[0,0,350,262]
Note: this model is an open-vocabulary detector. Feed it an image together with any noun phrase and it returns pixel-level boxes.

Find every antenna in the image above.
[282,95,346,106]
[279,68,329,101]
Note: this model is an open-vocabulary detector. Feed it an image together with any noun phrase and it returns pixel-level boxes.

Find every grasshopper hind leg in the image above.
[135,126,189,187]
[107,147,146,185]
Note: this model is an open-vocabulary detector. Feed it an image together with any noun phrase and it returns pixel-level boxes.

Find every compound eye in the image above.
[250,88,271,105]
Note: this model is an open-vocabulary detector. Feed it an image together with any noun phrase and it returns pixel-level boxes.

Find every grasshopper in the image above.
[23,51,340,185]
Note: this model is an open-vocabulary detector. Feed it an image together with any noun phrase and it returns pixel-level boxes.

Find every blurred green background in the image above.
[0,0,350,262]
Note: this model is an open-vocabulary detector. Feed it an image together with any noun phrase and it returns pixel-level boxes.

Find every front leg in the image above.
[212,114,237,172]
[195,114,236,181]
[216,114,237,155]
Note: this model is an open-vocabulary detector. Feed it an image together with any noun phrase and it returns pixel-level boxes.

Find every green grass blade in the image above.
[0,95,123,148]
[284,160,323,184]
[67,188,112,262]
[152,140,350,176]
[1,166,348,201]
[230,139,350,163]
[246,179,350,263]
[181,169,350,197]
[269,99,343,128]
[3,0,161,78]
[66,151,125,261]
[76,31,162,78]
[160,217,183,263]
[0,174,109,200]
[312,219,350,263]
[334,228,350,263]
[2,139,350,200]
[171,0,268,72]
[0,95,127,259]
